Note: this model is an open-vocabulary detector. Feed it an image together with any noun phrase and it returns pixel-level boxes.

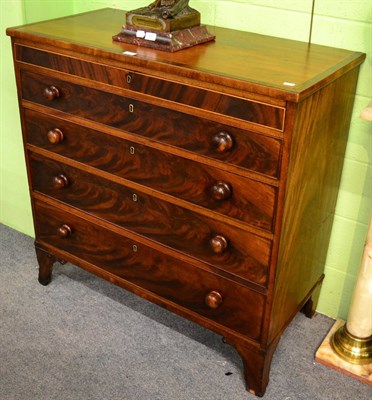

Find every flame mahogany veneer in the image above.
[7,8,365,396]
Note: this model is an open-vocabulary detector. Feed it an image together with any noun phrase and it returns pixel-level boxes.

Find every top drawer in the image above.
[16,45,286,131]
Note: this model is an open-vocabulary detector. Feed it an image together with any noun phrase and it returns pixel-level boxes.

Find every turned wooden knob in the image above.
[212,132,234,153]
[57,224,72,238]
[205,291,223,309]
[43,85,60,101]
[47,128,64,144]
[211,181,232,201]
[53,174,69,189]
[209,235,228,254]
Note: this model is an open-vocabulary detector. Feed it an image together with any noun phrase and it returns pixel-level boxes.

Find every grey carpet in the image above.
[0,223,370,400]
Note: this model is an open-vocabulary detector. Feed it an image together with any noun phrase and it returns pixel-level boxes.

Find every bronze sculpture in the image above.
[148,0,190,19]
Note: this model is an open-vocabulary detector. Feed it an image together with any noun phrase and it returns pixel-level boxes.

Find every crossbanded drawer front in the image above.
[29,153,271,286]
[16,45,285,131]
[34,199,265,340]
[24,108,282,179]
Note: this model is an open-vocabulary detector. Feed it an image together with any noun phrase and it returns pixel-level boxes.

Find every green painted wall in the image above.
[1,0,371,320]
[0,1,74,236]
[1,1,32,235]
[22,0,73,23]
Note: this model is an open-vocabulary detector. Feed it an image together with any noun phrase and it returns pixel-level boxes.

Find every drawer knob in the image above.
[212,132,234,153]
[43,85,60,101]
[47,128,64,144]
[211,181,232,201]
[57,224,72,238]
[209,235,228,254]
[205,291,223,309]
[53,174,69,189]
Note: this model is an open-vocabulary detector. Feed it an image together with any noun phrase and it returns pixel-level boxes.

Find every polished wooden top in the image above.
[7,8,365,102]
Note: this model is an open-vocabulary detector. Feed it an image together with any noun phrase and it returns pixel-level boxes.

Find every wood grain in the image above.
[29,152,272,286]
[34,198,265,341]
[7,8,365,102]
[21,70,282,172]
[24,103,282,178]
[266,67,361,345]
[21,78,277,230]
[16,45,285,130]
[7,9,365,396]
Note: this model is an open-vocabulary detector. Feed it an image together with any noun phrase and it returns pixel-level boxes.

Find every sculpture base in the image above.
[113,25,215,52]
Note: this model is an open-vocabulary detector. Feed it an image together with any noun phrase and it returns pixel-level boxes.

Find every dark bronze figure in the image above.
[148,0,190,19]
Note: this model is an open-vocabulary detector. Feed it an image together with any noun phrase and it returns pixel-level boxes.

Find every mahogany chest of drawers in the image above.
[7,8,365,396]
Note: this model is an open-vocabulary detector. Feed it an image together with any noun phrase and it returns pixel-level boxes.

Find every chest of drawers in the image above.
[7,8,365,396]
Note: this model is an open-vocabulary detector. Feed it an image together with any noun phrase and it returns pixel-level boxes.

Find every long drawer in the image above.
[33,199,265,341]
[16,45,286,131]
[29,152,272,286]
[24,107,282,179]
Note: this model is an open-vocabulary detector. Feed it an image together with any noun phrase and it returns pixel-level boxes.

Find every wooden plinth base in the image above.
[113,25,215,52]
[315,319,372,385]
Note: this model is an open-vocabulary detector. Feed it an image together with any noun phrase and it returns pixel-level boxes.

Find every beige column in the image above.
[330,103,372,364]
[315,103,372,382]
[346,217,372,339]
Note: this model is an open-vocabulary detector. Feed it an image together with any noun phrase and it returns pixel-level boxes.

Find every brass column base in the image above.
[331,323,372,365]
[315,320,372,384]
